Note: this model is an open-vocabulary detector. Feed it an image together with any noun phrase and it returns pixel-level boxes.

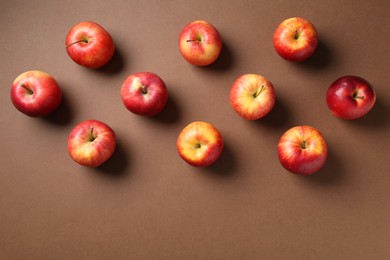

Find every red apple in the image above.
[177,121,224,167]
[10,70,62,117]
[179,20,222,66]
[278,126,328,175]
[65,21,115,68]
[121,72,168,116]
[273,17,318,62]
[230,74,276,120]
[326,75,376,120]
[68,119,116,167]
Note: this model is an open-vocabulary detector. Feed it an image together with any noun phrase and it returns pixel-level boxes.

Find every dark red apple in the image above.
[326,75,376,120]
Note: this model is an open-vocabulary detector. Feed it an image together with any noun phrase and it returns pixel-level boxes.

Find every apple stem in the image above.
[66,39,89,48]
[294,30,299,40]
[141,86,148,94]
[90,127,96,142]
[353,92,364,99]
[194,143,201,149]
[253,85,265,98]
[21,84,33,95]
[186,37,201,42]
[301,139,307,149]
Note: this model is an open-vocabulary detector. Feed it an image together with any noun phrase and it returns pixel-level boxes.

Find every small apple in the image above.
[121,72,168,116]
[177,121,224,167]
[68,119,116,167]
[10,70,62,117]
[230,74,276,120]
[179,20,222,66]
[273,17,318,62]
[326,75,376,120]
[65,21,115,68]
[278,126,328,175]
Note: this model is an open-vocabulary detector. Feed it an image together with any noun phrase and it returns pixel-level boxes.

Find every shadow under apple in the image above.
[295,39,334,70]
[149,91,182,124]
[94,44,126,74]
[344,97,389,129]
[200,142,238,178]
[298,145,345,185]
[92,138,130,177]
[43,87,74,126]
[201,40,235,72]
[254,95,293,129]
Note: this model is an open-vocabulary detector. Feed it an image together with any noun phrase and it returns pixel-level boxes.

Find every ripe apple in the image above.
[121,72,168,116]
[179,20,222,66]
[230,74,276,120]
[10,70,62,117]
[68,119,116,167]
[177,121,224,167]
[273,17,318,62]
[65,21,115,68]
[278,126,328,175]
[326,75,376,120]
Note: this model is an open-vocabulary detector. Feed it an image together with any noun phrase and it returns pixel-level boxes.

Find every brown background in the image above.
[1,0,389,259]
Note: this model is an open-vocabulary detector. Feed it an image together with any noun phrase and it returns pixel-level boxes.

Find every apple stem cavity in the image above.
[20,84,33,95]
[194,143,201,149]
[301,139,307,149]
[294,30,299,40]
[89,127,96,142]
[141,86,148,95]
[353,91,364,99]
[253,85,265,98]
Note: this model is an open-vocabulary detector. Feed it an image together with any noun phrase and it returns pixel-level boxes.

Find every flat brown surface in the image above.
[1,0,389,259]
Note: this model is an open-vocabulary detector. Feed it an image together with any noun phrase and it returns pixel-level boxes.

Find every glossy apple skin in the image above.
[121,72,168,116]
[273,17,318,62]
[179,20,222,66]
[65,21,115,68]
[10,70,62,117]
[278,126,328,175]
[326,76,376,120]
[68,119,116,167]
[177,121,224,167]
[230,74,276,120]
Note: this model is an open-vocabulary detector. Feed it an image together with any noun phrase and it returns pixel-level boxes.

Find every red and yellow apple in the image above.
[179,20,222,66]
[177,121,224,167]
[273,17,318,62]
[278,126,328,175]
[68,119,116,167]
[121,72,168,116]
[326,75,376,120]
[65,21,115,68]
[10,70,62,117]
[230,74,276,120]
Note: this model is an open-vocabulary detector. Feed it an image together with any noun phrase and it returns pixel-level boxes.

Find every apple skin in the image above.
[65,21,115,68]
[273,17,318,62]
[68,119,116,167]
[177,121,224,167]
[121,72,168,116]
[10,70,62,117]
[230,74,276,120]
[326,76,376,120]
[179,20,222,66]
[278,126,328,175]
